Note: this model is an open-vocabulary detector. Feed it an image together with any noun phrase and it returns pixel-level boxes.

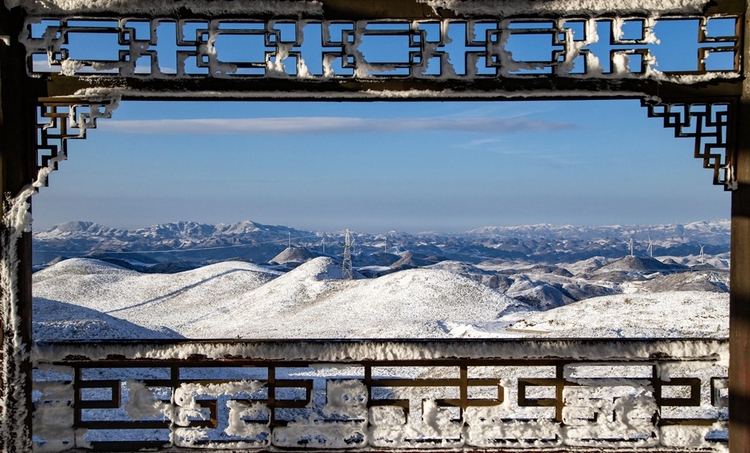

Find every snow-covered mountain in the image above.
[33,257,728,341]
[32,219,731,266]
[466,220,730,244]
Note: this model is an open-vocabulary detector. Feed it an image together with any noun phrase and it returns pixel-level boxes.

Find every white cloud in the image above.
[100,116,576,135]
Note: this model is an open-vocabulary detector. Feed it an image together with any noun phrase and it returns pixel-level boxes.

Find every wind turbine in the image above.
[699,244,706,264]
[647,235,653,258]
[625,237,634,257]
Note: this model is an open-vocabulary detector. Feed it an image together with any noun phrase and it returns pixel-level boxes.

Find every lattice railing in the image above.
[22,16,741,80]
[32,339,728,452]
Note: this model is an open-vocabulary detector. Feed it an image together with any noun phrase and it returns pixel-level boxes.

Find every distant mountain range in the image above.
[33,219,731,267]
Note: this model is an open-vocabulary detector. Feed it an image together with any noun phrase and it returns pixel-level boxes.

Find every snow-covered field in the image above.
[444,291,728,338]
[32,257,728,340]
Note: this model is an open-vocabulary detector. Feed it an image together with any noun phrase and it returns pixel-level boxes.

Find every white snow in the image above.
[33,257,526,339]
[504,292,728,339]
[421,0,710,16]
[28,256,729,451]
[32,257,730,341]
[7,0,323,15]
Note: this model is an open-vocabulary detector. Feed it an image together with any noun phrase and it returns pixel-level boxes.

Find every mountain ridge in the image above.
[33,219,731,267]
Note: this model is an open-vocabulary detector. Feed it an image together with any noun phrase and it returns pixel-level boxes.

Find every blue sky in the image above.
[28,17,738,233]
[32,99,730,233]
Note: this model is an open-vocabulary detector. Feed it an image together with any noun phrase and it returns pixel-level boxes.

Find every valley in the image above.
[32,219,730,341]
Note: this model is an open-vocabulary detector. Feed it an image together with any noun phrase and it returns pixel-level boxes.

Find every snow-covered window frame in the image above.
[1,0,747,452]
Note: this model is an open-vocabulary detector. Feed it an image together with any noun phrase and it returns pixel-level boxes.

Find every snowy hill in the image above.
[269,246,319,265]
[34,297,183,340]
[32,258,282,336]
[593,256,685,274]
[443,291,728,338]
[505,292,728,338]
[33,257,527,339]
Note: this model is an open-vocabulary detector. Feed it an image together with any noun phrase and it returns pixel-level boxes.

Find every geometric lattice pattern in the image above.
[23,16,740,80]
[36,99,118,183]
[644,101,737,190]
[32,343,729,452]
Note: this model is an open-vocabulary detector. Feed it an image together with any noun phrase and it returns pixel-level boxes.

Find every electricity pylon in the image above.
[342,229,353,279]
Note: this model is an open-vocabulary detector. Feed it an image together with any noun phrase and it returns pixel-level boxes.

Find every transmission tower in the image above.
[341,229,353,279]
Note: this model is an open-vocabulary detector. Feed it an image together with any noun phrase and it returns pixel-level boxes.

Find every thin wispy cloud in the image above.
[101,116,576,135]
[464,138,500,147]
[455,137,523,154]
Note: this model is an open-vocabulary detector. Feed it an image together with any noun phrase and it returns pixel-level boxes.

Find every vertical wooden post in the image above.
[0,5,41,452]
[730,5,750,451]
[731,123,750,451]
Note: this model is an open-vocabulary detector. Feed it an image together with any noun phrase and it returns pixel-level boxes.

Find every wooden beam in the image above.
[729,3,750,451]
[731,120,750,450]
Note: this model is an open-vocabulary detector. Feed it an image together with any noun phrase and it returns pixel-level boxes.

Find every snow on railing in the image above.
[31,339,728,452]
[22,16,741,82]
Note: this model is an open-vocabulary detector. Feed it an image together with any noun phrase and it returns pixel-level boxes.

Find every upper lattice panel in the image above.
[21,16,741,81]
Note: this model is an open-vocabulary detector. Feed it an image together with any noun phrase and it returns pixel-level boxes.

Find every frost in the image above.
[174,380,265,426]
[273,418,367,449]
[562,385,659,447]
[173,380,269,447]
[321,380,368,419]
[420,0,709,16]
[224,400,270,438]
[273,379,368,448]
[464,418,563,447]
[30,351,727,450]
[59,59,84,76]
[369,398,464,447]
[1,96,119,451]
[661,422,728,450]
[124,380,170,420]
[32,338,727,364]
[69,86,667,103]
[32,382,76,452]
[6,0,323,16]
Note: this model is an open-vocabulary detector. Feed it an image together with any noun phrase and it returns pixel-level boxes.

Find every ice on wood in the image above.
[124,380,170,421]
[32,381,76,452]
[273,380,367,448]
[562,385,659,447]
[422,0,710,16]
[173,380,270,447]
[1,97,118,452]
